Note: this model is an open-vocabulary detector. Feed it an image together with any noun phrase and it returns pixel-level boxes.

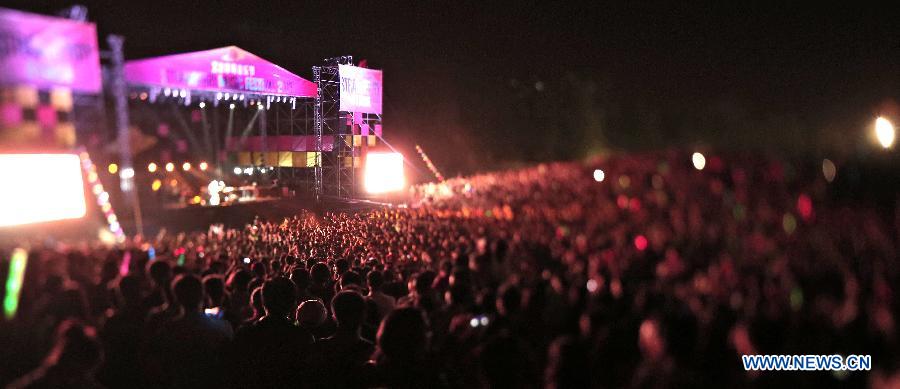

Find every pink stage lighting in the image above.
[364,152,405,194]
[0,154,87,227]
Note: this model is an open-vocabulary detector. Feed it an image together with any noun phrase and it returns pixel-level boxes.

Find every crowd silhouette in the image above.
[1,151,898,388]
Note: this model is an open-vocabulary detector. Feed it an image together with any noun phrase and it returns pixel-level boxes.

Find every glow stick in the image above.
[148,246,156,260]
[119,251,132,276]
[4,249,28,320]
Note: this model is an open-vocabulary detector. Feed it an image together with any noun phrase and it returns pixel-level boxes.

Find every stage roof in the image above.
[124,46,317,98]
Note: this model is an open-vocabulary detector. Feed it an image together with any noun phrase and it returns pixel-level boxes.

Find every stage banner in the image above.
[338,65,382,114]
[0,8,101,93]
[125,46,317,97]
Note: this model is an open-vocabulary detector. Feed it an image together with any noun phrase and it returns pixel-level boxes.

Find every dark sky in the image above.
[5,1,900,174]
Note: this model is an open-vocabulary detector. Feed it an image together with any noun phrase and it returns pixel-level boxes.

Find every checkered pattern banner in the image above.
[0,86,76,150]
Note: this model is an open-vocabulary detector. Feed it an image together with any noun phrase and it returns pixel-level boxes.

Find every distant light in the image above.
[182,162,191,171]
[875,117,895,148]
[244,167,254,175]
[364,152,405,194]
[692,152,706,170]
[822,159,836,183]
[224,92,230,100]
[107,163,118,174]
[593,169,605,182]
[233,167,242,175]
[120,167,135,179]
[191,195,202,204]
[199,161,208,171]
[151,179,162,191]
[216,92,222,100]
[634,235,648,251]
[179,89,187,98]
[148,162,158,173]
[199,102,206,109]
[169,179,178,187]
[618,175,631,189]
[257,103,264,110]
[586,279,599,293]
[229,103,235,110]
[783,213,797,235]
[165,162,175,172]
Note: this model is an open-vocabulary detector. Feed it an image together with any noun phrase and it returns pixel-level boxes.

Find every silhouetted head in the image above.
[339,271,363,291]
[377,307,429,363]
[331,291,366,330]
[147,260,172,288]
[296,299,327,328]
[367,270,384,292]
[310,263,330,285]
[262,277,296,317]
[203,275,226,306]
[116,274,143,307]
[172,274,203,312]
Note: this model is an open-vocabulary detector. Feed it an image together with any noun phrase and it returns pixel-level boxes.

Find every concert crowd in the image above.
[1,151,898,388]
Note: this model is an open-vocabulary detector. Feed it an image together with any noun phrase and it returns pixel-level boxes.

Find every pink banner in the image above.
[124,46,317,97]
[0,8,102,93]
[338,65,383,114]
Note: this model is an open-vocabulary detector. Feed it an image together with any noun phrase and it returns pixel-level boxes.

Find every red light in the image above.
[634,235,648,251]
[617,195,629,209]
[797,194,813,221]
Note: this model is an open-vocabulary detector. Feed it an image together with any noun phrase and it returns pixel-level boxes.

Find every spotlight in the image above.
[151,179,162,191]
[692,152,706,170]
[593,169,605,182]
[875,117,895,149]
[182,162,191,171]
[233,167,242,175]
[229,103,235,109]
[364,152,405,194]
[165,162,175,172]
[243,167,253,175]
[216,92,222,100]
[199,102,206,108]
[199,161,208,171]
[107,163,118,175]
[148,162,158,173]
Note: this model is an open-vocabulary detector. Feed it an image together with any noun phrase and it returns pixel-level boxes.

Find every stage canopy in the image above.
[124,46,317,98]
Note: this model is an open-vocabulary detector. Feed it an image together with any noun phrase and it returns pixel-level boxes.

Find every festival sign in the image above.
[0,8,102,93]
[338,64,383,114]
[124,46,317,97]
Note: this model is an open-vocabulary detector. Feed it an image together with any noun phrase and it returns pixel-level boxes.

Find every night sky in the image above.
[5,1,900,175]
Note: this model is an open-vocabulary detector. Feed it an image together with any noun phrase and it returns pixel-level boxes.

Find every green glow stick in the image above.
[4,248,28,320]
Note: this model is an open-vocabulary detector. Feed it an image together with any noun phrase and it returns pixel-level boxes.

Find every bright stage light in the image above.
[692,152,706,170]
[233,167,242,175]
[244,167,253,175]
[0,154,87,227]
[148,162,158,173]
[165,162,175,172]
[199,102,206,108]
[875,117,895,149]
[364,152,405,194]
[593,169,605,182]
[151,179,162,191]
[108,163,118,174]
[182,162,191,171]
[199,161,208,171]
[229,103,235,110]
[120,167,135,179]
